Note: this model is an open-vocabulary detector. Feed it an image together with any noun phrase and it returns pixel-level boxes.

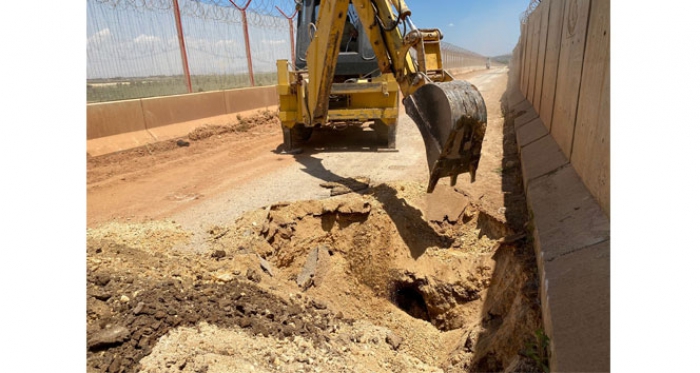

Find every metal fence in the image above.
[87,0,487,103]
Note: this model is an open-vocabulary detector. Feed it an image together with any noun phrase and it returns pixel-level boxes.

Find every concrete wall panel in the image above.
[539,0,567,131]
[87,99,146,140]
[87,130,155,157]
[509,1,611,370]
[512,42,522,89]
[526,19,536,96]
[571,0,610,216]
[524,11,537,100]
[550,0,591,157]
[542,240,610,372]
[224,85,278,114]
[141,91,227,129]
[521,13,531,96]
[518,24,524,92]
[526,8,542,102]
[87,86,279,142]
[521,21,531,94]
[533,0,551,113]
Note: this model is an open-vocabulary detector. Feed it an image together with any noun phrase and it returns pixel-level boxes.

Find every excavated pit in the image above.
[86,181,544,373]
[219,181,544,369]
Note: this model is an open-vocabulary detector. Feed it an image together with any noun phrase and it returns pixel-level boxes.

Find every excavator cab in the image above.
[294,0,379,77]
[278,0,487,193]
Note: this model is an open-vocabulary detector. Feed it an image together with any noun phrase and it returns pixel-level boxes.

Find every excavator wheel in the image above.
[372,120,397,150]
[281,124,313,154]
[294,125,313,143]
[404,80,487,193]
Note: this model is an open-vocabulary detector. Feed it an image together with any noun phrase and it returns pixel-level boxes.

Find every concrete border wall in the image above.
[87,99,148,139]
[518,0,609,215]
[85,66,491,156]
[509,0,610,372]
[86,85,278,141]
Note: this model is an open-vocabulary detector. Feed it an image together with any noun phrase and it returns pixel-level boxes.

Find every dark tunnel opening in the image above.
[390,281,431,323]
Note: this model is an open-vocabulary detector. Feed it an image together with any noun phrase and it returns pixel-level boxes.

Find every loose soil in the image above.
[86,109,281,186]
[87,185,542,373]
[86,67,545,372]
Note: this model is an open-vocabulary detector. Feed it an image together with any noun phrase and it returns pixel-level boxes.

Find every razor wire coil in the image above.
[87,0,489,102]
[93,0,296,27]
[519,0,541,25]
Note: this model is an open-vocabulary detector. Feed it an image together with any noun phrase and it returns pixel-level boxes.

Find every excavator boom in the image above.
[289,0,487,192]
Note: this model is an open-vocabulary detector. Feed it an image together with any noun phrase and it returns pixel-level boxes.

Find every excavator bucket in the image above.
[404,80,487,193]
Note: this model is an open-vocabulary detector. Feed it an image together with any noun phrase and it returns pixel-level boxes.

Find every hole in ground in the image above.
[390,281,430,323]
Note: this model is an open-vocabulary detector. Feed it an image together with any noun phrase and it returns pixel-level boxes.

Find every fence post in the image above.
[172,0,193,93]
[230,0,255,86]
[276,6,298,65]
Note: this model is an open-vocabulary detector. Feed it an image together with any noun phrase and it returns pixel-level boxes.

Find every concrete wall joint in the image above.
[520,132,549,148]
[544,238,610,264]
[525,162,570,187]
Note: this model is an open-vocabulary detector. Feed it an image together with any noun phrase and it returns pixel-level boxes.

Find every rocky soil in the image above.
[87,181,543,373]
[86,67,545,373]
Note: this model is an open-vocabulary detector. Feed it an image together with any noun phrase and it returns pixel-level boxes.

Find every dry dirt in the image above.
[86,67,545,372]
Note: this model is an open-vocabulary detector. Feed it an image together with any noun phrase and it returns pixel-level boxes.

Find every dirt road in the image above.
[88,67,511,241]
[86,66,544,373]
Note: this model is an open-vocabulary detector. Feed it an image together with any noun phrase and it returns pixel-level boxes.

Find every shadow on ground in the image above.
[466,68,545,372]
[277,136,451,259]
[273,126,387,155]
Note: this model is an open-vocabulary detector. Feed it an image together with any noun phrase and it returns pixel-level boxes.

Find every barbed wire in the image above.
[92,0,297,27]
[519,0,541,25]
[200,0,297,17]
[95,0,173,12]
[88,0,490,96]
[90,0,490,53]
[184,1,294,28]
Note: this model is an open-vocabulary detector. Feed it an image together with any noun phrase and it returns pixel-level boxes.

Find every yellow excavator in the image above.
[276,0,487,192]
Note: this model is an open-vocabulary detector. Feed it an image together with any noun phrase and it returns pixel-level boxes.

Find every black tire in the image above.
[292,125,313,143]
[373,120,396,149]
[281,124,311,154]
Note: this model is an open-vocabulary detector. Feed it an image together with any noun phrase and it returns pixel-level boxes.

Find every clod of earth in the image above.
[319,176,371,196]
[88,325,131,350]
[87,181,543,373]
[386,331,404,350]
[258,255,274,277]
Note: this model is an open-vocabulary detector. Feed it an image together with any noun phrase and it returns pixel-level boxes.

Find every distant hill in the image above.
[491,54,512,65]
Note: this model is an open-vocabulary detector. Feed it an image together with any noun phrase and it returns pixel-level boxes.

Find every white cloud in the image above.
[262,39,286,45]
[213,39,237,48]
[448,23,455,27]
[134,34,162,44]
[87,28,111,44]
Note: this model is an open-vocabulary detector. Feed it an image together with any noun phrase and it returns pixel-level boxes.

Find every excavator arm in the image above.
[304,0,487,192]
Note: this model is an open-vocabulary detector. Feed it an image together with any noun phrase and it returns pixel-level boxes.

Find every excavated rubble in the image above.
[86,181,543,373]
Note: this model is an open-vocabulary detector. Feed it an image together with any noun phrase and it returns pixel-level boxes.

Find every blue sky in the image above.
[188,0,533,56]
[407,0,532,56]
[193,0,533,56]
[87,0,531,78]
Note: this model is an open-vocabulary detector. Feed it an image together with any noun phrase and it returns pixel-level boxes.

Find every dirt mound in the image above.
[226,183,543,370]
[86,182,543,372]
[87,221,191,252]
[188,110,279,141]
[87,110,280,186]
[87,253,336,372]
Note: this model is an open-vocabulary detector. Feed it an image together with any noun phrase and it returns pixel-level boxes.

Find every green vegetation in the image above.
[522,329,550,373]
[87,72,278,103]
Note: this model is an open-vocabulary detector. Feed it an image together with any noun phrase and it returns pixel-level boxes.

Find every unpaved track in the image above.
[87,67,510,246]
[86,66,544,373]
